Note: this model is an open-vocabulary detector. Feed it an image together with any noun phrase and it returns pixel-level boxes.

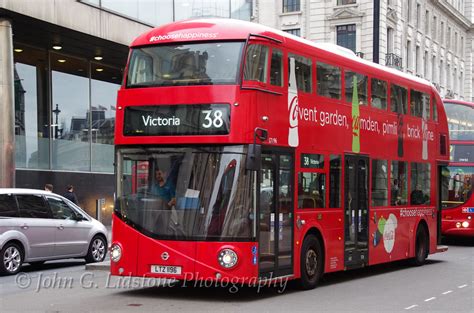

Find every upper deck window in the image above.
[444,101,474,140]
[345,70,367,105]
[289,54,312,93]
[126,42,244,88]
[317,62,341,99]
[371,78,387,110]
[270,49,283,86]
[390,84,407,114]
[244,44,269,83]
[410,90,430,119]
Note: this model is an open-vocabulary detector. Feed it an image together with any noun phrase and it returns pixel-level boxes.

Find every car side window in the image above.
[0,194,19,217]
[46,197,77,220]
[16,194,52,218]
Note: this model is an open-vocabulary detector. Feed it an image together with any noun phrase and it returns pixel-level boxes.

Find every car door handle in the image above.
[57,225,64,230]
[21,225,28,230]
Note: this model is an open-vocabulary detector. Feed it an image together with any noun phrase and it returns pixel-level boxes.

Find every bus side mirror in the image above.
[246,144,261,171]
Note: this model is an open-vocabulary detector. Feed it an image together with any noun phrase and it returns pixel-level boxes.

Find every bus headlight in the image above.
[218,249,238,269]
[110,244,122,263]
[462,221,470,228]
[456,222,462,228]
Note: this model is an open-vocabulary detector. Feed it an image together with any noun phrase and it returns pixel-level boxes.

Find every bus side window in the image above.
[270,49,283,86]
[410,90,429,118]
[410,162,431,205]
[391,160,408,205]
[370,78,387,110]
[329,155,341,208]
[345,70,368,105]
[288,53,312,93]
[244,44,269,83]
[317,62,341,99]
[298,172,326,208]
[410,89,422,117]
[371,159,388,207]
[390,84,407,114]
[432,97,438,121]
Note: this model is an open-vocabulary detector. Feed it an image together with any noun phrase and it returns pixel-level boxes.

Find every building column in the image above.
[0,19,15,187]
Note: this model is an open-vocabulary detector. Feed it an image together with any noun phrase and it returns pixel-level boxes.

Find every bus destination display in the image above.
[124,104,230,136]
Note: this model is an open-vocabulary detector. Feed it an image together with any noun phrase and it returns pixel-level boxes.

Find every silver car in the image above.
[0,188,108,275]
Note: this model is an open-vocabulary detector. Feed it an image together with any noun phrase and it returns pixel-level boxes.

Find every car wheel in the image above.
[85,235,107,263]
[0,242,24,275]
[298,235,324,289]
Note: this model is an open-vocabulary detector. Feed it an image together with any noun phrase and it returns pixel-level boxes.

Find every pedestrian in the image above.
[63,184,79,204]
[44,184,53,192]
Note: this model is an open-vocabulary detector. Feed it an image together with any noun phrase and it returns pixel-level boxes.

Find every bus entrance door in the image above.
[258,152,294,278]
[344,154,369,269]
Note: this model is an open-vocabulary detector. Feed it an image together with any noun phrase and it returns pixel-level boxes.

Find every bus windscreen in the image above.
[115,145,256,241]
[126,41,244,88]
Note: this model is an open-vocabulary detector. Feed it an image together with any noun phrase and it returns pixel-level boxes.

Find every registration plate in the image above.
[151,265,182,275]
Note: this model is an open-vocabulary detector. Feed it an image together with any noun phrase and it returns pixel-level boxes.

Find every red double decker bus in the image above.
[111,18,449,289]
[441,100,474,237]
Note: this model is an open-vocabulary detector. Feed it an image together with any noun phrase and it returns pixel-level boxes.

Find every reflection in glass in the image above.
[51,54,90,171]
[442,166,473,209]
[175,0,230,21]
[444,101,474,141]
[391,161,407,205]
[91,64,121,172]
[13,44,49,169]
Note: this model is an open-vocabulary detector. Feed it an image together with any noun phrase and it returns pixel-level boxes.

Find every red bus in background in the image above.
[441,100,474,237]
[111,18,449,289]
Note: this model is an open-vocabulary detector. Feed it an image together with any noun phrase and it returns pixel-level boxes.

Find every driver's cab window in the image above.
[244,44,269,83]
[47,197,77,220]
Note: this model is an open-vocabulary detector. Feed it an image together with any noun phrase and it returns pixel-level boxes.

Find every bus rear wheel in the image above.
[412,226,428,266]
[299,235,323,289]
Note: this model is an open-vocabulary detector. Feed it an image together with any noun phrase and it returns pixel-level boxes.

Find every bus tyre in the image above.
[85,235,107,263]
[299,235,323,289]
[413,226,428,266]
[0,242,24,275]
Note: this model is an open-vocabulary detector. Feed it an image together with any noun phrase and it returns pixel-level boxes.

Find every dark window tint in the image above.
[432,97,438,121]
[47,197,77,220]
[317,62,341,99]
[270,49,283,86]
[244,44,269,83]
[329,155,342,208]
[390,84,408,114]
[410,163,431,205]
[0,194,19,217]
[17,195,51,218]
[391,161,408,206]
[345,70,368,105]
[371,78,388,110]
[410,90,430,118]
[288,54,312,93]
[372,159,388,206]
[298,172,326,208]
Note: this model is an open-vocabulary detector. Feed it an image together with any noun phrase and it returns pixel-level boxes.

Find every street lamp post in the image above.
[52,103,61,139]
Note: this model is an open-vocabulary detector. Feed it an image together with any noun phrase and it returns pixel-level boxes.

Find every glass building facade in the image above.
[80,0,252,26]
[14,45,121,174]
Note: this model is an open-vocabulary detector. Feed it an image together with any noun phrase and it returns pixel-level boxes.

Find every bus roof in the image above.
[443,99,474,108]
[131,18,435,91]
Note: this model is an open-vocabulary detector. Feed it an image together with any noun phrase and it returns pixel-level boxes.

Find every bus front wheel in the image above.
[299,235,323,289]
